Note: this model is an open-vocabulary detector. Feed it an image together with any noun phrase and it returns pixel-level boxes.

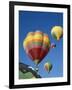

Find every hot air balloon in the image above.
[44,62,52,72]
[51,43,56,48]
[51,26,63,40]
[23,31,51,72]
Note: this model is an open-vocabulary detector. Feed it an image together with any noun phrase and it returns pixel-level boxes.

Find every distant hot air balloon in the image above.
[44,62,52,72]
[23,31,51,71]
[51,43,56,48]
[51,26,63,40]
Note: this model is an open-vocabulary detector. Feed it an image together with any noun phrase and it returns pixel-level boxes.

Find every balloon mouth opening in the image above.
[57,39,59,40]
[57,37,60,40]
[34,59,40,65]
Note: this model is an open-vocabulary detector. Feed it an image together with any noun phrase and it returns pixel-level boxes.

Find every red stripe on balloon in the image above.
[26,47,49,64]
[32,47,42,60]
[26,49,35,60]
[39,48,49,62]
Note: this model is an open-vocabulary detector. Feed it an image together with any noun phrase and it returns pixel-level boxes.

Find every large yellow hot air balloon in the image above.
[44,62,52,72]
[51,26,63,40]
[23,31,51,71]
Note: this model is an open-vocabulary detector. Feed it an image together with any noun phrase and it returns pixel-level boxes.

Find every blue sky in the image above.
[19,11,63,78]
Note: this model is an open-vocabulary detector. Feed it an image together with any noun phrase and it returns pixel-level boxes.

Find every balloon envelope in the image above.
[44,62,52,72]
[23,31,51,64]
[51,26,63,40]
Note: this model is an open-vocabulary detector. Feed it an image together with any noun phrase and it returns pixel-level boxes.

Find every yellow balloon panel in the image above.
[43,34,50,47]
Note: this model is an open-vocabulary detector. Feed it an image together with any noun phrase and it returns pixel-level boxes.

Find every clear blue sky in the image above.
[19,11,63,78]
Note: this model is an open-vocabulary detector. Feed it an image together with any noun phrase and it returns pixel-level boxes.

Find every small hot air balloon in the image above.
[51,43,56,48]
[44,62,52,72]
[23,31,51,71]
[51,26,63,40]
